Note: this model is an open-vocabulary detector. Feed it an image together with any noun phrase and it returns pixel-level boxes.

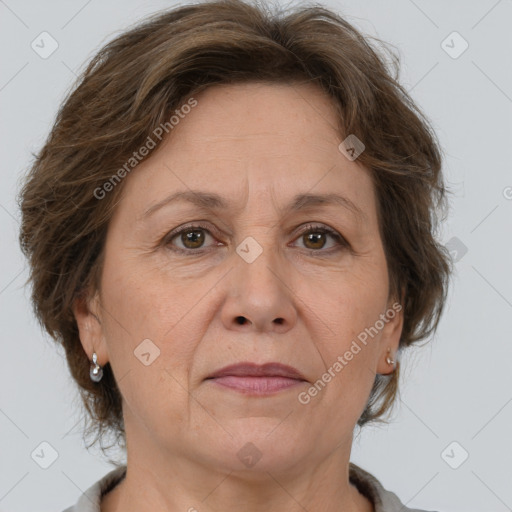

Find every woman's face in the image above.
[75,82,403,476]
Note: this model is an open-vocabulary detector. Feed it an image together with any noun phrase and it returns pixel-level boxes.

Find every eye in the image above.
[291,224,347,252]
[164,223,219,253]
[163,222,348,255]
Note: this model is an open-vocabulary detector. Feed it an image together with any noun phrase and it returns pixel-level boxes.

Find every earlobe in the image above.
[72,291,109,367]
[376,299,404,375]
[385,347,396,367]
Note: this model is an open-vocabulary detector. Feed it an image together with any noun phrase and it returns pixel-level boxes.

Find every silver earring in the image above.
[90,352,103,382]
[386,348,396,366]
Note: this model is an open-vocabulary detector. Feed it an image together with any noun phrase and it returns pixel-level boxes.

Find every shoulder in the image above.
[349,463,440,512]
[61,465,127,512]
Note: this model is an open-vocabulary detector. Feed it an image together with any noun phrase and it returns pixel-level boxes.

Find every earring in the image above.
[90,352,103,382]
[386,348,396,367]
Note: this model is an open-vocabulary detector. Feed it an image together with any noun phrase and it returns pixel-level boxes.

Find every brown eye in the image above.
[180,229,206,249]
[165,225,217,252]
[303,231,327,250]
[292,224,346,253]
[165,223,346,255]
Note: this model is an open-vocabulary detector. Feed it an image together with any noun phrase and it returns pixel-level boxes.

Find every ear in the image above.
[72,289,109,367]
[376,298,404,375]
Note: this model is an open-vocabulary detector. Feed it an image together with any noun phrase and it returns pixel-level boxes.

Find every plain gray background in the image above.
[1,0,511,511]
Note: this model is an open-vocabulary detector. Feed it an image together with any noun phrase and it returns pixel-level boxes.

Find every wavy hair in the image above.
[17,0,452,455]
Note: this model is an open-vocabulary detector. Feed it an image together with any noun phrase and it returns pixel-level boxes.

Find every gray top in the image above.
[62,463,438,512]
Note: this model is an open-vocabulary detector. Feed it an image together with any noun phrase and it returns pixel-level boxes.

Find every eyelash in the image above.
[163,222,348,256]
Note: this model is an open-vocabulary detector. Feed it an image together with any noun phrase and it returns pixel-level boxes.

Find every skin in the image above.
[73,81,403,512]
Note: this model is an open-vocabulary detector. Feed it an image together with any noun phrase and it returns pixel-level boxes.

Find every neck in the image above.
[101,409,373,512]
[101,451,374,512]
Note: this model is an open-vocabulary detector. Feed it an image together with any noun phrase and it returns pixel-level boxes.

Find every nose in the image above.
[220,244,297,334]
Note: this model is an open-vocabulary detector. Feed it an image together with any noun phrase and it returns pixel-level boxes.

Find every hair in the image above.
[17,0,451,456]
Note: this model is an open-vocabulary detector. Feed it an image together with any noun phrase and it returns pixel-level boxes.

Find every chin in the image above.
[194,418,308,476]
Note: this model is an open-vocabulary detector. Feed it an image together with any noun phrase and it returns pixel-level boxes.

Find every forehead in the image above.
[111,82,375,224]
[171,81,341,152]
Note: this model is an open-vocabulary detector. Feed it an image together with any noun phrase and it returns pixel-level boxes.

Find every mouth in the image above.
[205,362,307,395]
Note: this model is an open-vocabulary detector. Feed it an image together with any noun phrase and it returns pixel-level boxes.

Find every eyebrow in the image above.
[140,190,366,222]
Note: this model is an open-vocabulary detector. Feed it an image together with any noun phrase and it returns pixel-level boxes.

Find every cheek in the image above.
[101,256,192,340]
[98,265,184,384]
[99,268,199,431]
[305,286,385,419]
[99,256,222,395]
[313,266,388,334]
[303,261,389,376]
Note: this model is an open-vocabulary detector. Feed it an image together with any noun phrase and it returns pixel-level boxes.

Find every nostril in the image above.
[274,318,284,325]
[235,316,247,325]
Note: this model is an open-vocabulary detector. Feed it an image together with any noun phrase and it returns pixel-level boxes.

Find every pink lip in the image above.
[210,376,304,394]
[206,362,307,395]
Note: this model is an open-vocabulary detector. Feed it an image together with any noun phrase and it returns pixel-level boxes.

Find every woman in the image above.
[17,0,451,510]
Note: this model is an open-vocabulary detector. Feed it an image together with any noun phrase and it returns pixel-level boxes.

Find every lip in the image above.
[207,362,306,380]
[205,362,307,395]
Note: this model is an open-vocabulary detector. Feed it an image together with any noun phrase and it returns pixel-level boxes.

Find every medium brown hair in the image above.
[17,0,451,454]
